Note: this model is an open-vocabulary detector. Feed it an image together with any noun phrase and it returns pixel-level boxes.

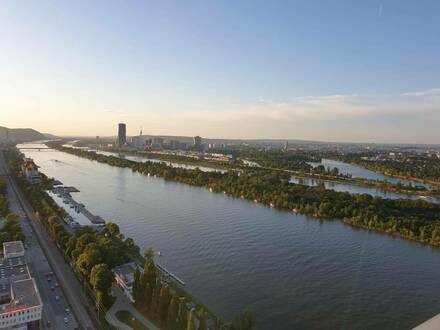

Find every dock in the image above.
[156,263,186,286]
[80,207,105,224]
[51,186,105,225]
[53,186,80,194]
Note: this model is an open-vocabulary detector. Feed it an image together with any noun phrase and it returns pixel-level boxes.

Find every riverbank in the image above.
[18,143,440,329]
[48,143,440,249]
[334,157,440,187]
[5,146,232,329]
[89,147,440,199]
[265,166,440,197]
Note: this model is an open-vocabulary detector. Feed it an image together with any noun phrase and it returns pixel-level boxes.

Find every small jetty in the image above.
[52,179,63,186]
[53,186,80,194]
[156,263,186,286]
[51,186,105,225]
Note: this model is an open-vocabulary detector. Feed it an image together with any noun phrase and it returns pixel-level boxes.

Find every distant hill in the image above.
[0,126,47,143]
[42,132,59,140]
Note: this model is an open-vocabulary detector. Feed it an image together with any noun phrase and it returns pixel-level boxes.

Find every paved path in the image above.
[106,284,160,330]
[0,149,97,329]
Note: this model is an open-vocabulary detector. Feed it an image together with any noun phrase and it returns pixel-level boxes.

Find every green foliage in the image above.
[90,263,114,296]
[167,296,179,330]
[75,247,102,277]
[3,148,130,305]
[0,178,8,217]
[51,144,440,247]
[237,149,319,172]
[187,309,195,330]
[197,307,207,330]
[0,213,25,244]
[340,152,440,183]
[231,309,256,330]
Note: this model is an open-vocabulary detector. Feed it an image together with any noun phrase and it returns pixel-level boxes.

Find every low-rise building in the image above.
[21,159,41,184]
[112,262,139,303]
[0,242,43,329]
[2,242,25,259]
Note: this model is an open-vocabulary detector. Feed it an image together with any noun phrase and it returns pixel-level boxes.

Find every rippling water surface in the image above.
[19,144,440,329]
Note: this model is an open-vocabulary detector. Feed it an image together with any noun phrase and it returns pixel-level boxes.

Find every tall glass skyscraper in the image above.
[117,123,126,147]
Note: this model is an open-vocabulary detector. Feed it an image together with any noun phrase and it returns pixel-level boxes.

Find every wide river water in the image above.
[19,144,440,329]
[65,145,440,203]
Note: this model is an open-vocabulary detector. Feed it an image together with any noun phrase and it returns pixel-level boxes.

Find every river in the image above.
[19,143,440,329]
[75,147,440,204]
[309,158,435,188]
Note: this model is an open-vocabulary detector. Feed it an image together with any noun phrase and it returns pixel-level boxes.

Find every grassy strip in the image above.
[116,310,150,330]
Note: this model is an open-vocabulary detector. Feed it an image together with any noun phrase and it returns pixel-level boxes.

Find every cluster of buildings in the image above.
[0,241,43,330]
[113,123,224,153]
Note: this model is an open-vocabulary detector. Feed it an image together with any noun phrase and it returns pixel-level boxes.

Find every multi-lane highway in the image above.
[0,149,97,330]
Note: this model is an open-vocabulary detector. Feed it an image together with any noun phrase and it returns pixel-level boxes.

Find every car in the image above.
[46,320,51,328]
[47,278,51,282]
[55,283,59,288]
[50,286,55,291]
[49,271,54,276]
[55,295,59,301]
[64,317,69,324]
[65,308,70,314]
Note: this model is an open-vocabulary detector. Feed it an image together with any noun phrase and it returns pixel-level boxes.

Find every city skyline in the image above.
[1,1,440,143]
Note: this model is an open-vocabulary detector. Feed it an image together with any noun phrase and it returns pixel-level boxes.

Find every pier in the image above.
[52,186,105,225]
[156,263,186,286]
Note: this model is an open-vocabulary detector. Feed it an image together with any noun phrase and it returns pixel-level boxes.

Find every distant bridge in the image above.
[17,147,50,150]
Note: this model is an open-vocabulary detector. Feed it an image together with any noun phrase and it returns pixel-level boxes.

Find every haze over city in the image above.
[1,0,440,143]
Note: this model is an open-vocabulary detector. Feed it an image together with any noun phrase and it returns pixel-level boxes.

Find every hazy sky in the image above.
[1,1,439,143]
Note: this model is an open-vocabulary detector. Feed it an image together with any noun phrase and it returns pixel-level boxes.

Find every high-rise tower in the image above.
[117,123,127,147]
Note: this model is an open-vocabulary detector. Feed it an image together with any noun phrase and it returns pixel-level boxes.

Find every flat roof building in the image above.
[0,242,43,329]
[3,241,25,259]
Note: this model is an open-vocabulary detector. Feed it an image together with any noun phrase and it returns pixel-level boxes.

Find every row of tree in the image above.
[0,213,25,244]
[132,250,255,330]
[132,250,208,330]
[0,176,25,244]
[3,148,125,307]
[4,147,251,329]
[0,178,8,217]
[52,144,440,247]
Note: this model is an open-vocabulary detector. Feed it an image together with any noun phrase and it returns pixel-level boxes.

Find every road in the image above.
[0,149,97,330]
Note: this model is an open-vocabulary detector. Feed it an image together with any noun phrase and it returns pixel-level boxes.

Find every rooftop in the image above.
[0,278,42,315]
[3,241,25,259]
[0,242,42,314]
[112,262,137,285]
[0,257,28,280]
